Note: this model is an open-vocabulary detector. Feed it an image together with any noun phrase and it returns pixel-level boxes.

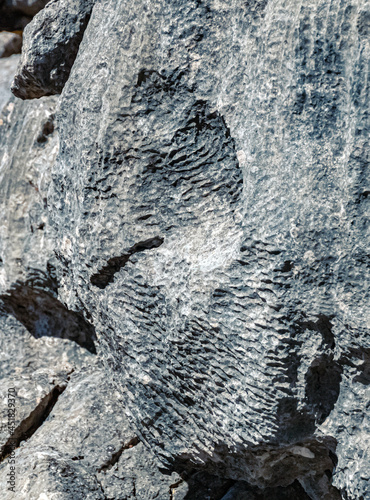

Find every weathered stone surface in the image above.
[0,343,320,499]
[0,92,98,350]
[41,0,369,498]
[11,0,95,99]
[2,0,370,498]
[0,32,22,58]
[0,313,94,460]
[0,94,58,291]
[0,360,185,500]
[0,54,19,112]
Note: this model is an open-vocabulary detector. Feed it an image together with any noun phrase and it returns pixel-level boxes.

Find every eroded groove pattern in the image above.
[46,1,370,496]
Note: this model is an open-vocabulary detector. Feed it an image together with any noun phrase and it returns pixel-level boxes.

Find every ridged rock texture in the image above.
[1,0,369,498]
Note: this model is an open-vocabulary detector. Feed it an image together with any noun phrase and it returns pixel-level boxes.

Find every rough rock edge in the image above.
[11,0,95,99]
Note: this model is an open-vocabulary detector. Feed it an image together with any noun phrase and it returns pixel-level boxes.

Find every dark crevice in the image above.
[305,354,342,424]
[90,236,164,289]
[280,260,294,273]
[36,114,55,143]
[275,398,316,443]
[0,279,97,353]
[97,437,139,472]
[0,384,67,463]
[170,478,185,500]
[220,479,313,500]
[180,473,320,499]
[173,437,340,499]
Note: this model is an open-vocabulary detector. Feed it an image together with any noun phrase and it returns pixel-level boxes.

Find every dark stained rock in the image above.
[11,0,95,99]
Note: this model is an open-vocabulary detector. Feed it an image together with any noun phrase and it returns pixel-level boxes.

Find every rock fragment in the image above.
[47,0,370,497]
[0,32,22,58]
[11,0,95,99]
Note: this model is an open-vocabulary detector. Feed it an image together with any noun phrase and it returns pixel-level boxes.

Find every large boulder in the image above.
[6,0,370,498]
[40,0,369,498]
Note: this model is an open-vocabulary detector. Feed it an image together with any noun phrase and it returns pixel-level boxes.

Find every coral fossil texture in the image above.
[1,0,369,498]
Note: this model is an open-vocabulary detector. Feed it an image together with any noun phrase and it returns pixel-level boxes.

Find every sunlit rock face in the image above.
[9,0,366,498]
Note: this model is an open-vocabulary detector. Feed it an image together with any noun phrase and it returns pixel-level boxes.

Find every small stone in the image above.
[0,32,22,58]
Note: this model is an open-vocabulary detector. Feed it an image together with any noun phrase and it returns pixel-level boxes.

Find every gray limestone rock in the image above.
[0,32,22,58]
[0,92,97,351]
[0,94,58,291]
[1,0,369,498]
[0,313,94,461]
[0,339,319,500]
[11,0,95,99]
[43,0,369,498]
[0,54,19,112]
[0,360,186,500]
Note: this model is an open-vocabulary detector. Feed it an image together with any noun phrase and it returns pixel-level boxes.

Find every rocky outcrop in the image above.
[11,0,95,99]
[0,93,57,291]
[1,0,369,498]
[0,313,94,461]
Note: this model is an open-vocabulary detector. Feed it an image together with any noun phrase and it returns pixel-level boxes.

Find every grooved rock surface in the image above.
[0,94,58,291]
[41,0,370,498]
[1,0,370,498]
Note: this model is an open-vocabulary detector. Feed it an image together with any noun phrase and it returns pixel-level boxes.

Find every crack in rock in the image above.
[0,383,67,462]
[90,237,164,289]
[97,437,140,473]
